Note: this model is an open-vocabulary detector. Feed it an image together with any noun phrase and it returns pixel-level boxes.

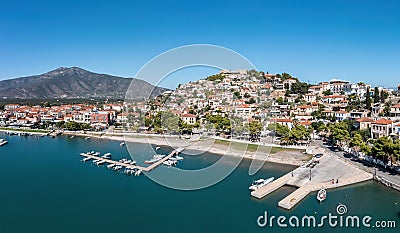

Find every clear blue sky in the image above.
[1,0,399,88]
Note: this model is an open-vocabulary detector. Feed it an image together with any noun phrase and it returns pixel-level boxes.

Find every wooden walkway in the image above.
[80,148,184,172]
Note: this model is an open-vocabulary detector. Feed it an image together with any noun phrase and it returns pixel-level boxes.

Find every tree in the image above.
[328,121,350,147]
[247,121,262,138]
[322,89,333,96]
[289,125,311,143]
[365,87,371,109]
[371,137,399,166]
[161,111,180,133]
[290,82,310,95]
[233,91,242,99]
[206,73,225,81]
[380,90,388,103]
[245,98,256,104]
[276,97,284,105]
[373,87,380,103]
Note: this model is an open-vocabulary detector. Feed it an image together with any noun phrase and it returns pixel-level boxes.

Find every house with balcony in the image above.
[370,118,394,139]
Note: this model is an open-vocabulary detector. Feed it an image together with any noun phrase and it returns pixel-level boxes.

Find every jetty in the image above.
[80,147,184,172]
[251,152,373,210]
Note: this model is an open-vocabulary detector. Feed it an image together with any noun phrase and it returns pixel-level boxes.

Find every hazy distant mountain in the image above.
[0,67,168,99]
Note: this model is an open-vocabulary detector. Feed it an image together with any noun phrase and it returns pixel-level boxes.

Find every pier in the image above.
[80,147,184,172]
[251,151,373,210]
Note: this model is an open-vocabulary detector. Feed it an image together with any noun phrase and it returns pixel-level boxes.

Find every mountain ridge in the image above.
[0,67,168,99]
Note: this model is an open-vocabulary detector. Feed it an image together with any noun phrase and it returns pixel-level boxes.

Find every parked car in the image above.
[314,153,323,158]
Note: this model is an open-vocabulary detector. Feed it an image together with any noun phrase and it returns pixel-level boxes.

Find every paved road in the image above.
[314,140,400,188]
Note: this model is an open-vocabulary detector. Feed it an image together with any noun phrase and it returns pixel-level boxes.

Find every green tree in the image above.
[365,87,372,109]
[373,87,380,103]
[247,121,262,137]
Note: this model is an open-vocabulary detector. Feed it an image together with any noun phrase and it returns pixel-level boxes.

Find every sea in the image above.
[0,133,399,233]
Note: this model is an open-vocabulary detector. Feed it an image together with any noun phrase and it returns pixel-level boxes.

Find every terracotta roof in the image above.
[371,119,393,125]
[271,118,293,123]
[299,120,312,125]
[181,114,196,118]
[356,117,373,123]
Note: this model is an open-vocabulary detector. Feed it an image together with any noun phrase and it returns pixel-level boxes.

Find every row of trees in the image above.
[55,121,91,131]
[267,123,312,145]
[314,120,400,165]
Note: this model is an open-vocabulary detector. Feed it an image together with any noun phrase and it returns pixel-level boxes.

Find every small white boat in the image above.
[156,146,160,150]
[163,160,177,166]
[120,142,125,146]
[82,157,91,162]
[249,177,275,191]
[107,164,116,169]
[135,169,142,176]
[317,189,327,202]
[101,153,111,159]
[70,136,75,139]
[0,139,8,146]
[85,137,91,140]
[144,154,165,164]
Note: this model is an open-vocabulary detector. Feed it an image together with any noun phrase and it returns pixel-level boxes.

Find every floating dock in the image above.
[80,147,184,172]
[251,152,373,210]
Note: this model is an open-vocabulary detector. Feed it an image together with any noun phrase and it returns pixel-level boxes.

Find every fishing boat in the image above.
[249,177,275,191]
[317,188,327,202]
[0,139,8,146]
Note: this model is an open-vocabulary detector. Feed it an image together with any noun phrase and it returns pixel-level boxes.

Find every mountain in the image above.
[0,67,168,99]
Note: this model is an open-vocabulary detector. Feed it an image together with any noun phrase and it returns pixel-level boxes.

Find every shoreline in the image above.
[61,131,310,167]
[0,128,310,166]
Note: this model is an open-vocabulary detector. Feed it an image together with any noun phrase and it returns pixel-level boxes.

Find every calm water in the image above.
[0,134,399,233]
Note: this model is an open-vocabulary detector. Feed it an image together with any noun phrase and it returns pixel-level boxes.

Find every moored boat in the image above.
[317,188,327,202]
[0,139,8,146]
[249,177,275,191]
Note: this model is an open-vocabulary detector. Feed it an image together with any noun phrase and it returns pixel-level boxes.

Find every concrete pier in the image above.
[251,151,373,210]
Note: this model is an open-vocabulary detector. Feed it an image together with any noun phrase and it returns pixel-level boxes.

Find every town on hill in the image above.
[1,69,400,170]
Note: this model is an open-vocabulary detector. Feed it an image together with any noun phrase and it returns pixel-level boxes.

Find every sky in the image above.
[1,0,399,89]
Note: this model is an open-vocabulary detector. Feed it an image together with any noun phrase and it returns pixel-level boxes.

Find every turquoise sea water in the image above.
[0,134,399,233]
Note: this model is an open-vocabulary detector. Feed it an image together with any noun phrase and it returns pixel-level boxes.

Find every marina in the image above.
[251,151,374,210]
[79,147,185,173]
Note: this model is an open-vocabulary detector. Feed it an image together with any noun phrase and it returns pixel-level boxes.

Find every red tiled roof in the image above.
[371,119,393,125]
[271,118,293,123]
[356,117,373,123]
[181,114,196,118]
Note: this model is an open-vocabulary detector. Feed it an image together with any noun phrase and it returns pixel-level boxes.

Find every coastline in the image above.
[0,127,310,166]
[61,130,310,166]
